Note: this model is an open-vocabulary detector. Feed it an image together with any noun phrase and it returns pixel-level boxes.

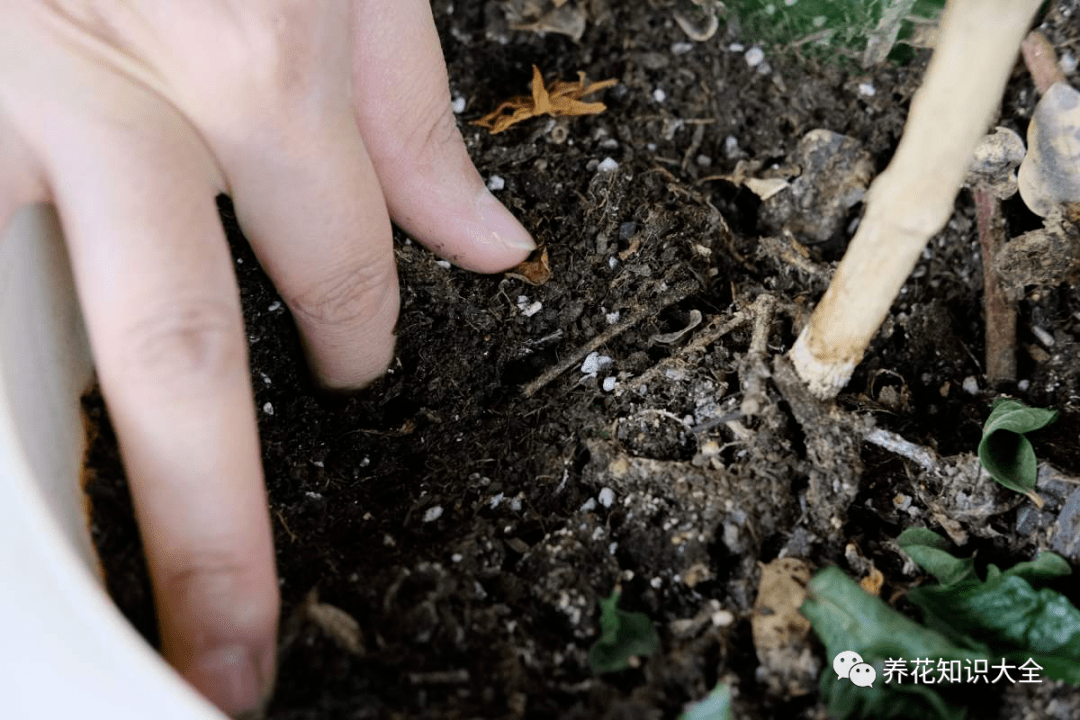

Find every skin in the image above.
[0,1,534,715]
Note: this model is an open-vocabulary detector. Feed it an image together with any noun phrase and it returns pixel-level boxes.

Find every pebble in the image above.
[581,351,613,375]
[597,157,619,173]
[1061,52,1078,75]
[262,402,274,415]
[745,47,765,68]
[517,295,543,317]
[724,135,740,158]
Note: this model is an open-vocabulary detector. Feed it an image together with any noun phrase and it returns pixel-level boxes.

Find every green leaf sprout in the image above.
[977,398,1058,507]
[588,591,660,674]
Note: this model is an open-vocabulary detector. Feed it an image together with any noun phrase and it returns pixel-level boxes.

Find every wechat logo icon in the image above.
[834,651,876,689]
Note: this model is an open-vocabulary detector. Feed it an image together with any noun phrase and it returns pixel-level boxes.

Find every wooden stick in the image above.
[790,0,1042,398]
[974,186,1017,384]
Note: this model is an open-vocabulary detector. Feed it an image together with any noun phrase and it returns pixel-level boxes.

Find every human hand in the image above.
[0,1,533,715]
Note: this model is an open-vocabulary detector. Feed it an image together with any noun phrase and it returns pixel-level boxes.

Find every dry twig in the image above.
[521,280,699,397]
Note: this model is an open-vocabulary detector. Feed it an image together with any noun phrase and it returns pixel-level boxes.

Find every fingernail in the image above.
[477,189,537,252]
[194,644,265,717]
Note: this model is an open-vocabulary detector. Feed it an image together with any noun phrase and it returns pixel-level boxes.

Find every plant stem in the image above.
[1021,31,1066,95]
[974,187,1016,384]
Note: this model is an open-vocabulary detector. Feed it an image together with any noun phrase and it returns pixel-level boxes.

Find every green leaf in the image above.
[897,530,1080,684]
[1001,552,1074,584]
[800,567,980,720]
[897,528,978,587]
[977,398,1057,500]
[907,576,1080,683]
[803,537,1080,720]
[679,682,733,720]
[588,591,660,674]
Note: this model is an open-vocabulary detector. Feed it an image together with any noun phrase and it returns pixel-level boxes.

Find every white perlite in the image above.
[598,487,615,508]
[744,47,765,67]
[581,351,613,376]
[597,157,619,173]
[423,506,444,523]
[487,175,505,191]
[517,295,543,317]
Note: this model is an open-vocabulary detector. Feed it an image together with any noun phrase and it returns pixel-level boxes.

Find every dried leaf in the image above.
[473,66,617,134]
[506,247,552,285]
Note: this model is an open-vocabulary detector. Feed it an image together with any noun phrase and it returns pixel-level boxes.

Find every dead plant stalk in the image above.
[790,0,1042,398]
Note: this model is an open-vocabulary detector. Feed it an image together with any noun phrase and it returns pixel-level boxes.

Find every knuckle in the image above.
[405,97,463,164]
[113,299,245,385]
[158,547,278,632]
[288,255,398,331]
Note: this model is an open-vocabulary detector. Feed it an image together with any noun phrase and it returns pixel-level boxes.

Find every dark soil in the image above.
[83,2,1080,718]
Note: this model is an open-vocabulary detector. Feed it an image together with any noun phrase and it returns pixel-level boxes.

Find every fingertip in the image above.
[473,188,537,270]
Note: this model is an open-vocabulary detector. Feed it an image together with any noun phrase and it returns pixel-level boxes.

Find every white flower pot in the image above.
[0,205,223,719]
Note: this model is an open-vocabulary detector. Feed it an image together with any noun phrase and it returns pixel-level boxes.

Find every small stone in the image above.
[724,135,740,158]
[671,42,693,55]
[516,296,542,317]
[745,47,765,68]
[581,351,613,375]
[262,402,274,415]
[487,175,505,191]
[1060,52,1078,75]
[602,376,617,392]
[597,157,619,173]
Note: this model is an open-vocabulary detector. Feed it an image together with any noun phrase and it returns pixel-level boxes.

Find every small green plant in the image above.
[679,682,733,720]
[801,529,1080,720]
[587,591,660,673]
[977,398,1058,507]
[720,0,946,64]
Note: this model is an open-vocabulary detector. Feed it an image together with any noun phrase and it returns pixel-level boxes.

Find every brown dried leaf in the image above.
[751,557,819,698]
[859,566,885,596]
[505,247,552,285]
[473,66,617,134]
